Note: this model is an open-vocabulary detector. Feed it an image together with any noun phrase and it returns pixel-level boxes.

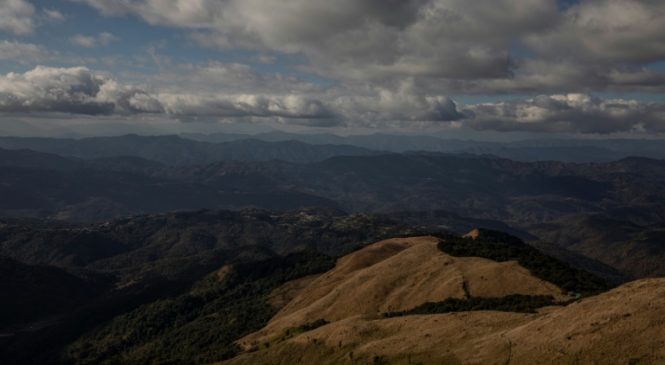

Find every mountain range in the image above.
[1,133,664,364]
[183,131,665,162]
[0,135,379,165]
[2,216,661,364]
[2,133,665,164]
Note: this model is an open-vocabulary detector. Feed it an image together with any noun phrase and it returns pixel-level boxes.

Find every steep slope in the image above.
[239,236,569,348]
[224,278,665,365]
[529,214,665,278]
[0,256,108,328]
[0,210,434,364]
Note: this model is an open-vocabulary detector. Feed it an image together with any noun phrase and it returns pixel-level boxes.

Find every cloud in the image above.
[2,66,664,134]
[157,93,335,122]
[0,66,334,123]
[42,8,66,23]
[0,66,160,115]
[70,32,119,48]
[526,0,665,65]
[75,0,665,96]
[0,0,35,35]
[147,62,322,95]
[333,79,467,124]
[464,94,665,134]
[0,40,46,62]
[77,0,558,82]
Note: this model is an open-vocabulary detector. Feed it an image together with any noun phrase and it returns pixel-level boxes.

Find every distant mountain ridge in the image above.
[1,147,664,227]
[0,148,663,283]
[2,133,665,164]
[184,131,665,162]
[0,135,380,165]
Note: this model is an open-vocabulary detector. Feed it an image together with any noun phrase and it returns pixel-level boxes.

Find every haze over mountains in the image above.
[2,0,665,363]
[182,131,665,162]
[1,134,664,364]
[1,133,664,282]
[1,135,664,224]
[3,133,665,163]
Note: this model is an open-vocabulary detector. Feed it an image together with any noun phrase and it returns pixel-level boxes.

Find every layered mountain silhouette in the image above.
[2,147,664,226]
[0,211,616,364]
[1,134,664,364]
[0,135,379,165]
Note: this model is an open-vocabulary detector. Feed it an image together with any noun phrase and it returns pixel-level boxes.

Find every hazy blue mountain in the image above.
[0,135,380,165]
[183,131,665,162]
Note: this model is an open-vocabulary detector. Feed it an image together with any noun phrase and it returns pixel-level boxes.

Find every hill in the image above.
[0,220,611,364]
[1,209,438,364]
[223,278,665,365]
[238,236,573,349]
[0,146,665,227]
[2,148,665,229]
[1,148,663,279]
[528,214,665,278]
[219,234,659,365]
[0,256,109,328]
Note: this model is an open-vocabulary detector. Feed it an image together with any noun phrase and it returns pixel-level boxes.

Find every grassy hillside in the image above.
[223,279,665,365]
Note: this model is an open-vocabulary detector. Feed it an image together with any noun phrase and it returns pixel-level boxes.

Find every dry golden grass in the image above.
[239,236,566,349]
[223,278,665,365]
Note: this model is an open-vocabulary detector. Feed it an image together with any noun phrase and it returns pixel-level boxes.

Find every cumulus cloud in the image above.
[75,0,665,95]
[1,66,663,133]
[148,62,321,95]
[333,79,467,124]
[157,93,334,122]
[0,40,46,62]
[0,0,35,35]
[77,0,557,81]
[42,8,66,23]
[526,0,665,65]
[0,66,334,123]
[70,32,119,48]
[0,66,161,115]
[465,94,665,134]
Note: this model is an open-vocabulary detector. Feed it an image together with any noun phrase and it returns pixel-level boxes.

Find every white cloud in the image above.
[157,93,334,121]
[0,66,158,115]
[77,0,558,82]
[70,32,119,48]
[0,40,46,62]
[465,94,665,134]
[333,79,467,124]
[1,66,663,134]
[0,0,35,35]
[75,0,665,95]
[42,8,66,23]
[0,66,334,123]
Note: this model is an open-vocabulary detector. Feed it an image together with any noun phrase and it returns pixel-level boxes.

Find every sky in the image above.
[0,0,664,138]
